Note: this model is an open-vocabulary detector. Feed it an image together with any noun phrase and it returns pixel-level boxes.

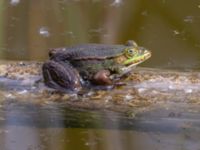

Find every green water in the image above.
[1,0,200,69]
[1,0,200,149]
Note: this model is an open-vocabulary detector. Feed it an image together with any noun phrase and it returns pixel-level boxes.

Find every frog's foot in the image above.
[42,61,81,91]
[92,70,112,85]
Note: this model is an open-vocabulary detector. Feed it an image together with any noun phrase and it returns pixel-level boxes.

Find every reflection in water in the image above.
[0,102,200,150]
[4,126,40,150]
[1,103,66,150]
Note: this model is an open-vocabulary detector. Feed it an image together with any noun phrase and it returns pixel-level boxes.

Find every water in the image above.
[1,0,200,69]
[1,101,200,150]
[1,0,200,149]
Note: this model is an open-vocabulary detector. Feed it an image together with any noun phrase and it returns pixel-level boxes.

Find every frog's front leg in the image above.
[92,70,112,85]
[42,61,81,91]
[91,69,126,87]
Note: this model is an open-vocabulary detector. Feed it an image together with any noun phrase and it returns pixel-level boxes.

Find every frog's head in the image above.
[115,41,151,73]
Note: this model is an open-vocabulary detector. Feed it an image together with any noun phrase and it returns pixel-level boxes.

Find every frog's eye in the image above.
[124,48,137,58]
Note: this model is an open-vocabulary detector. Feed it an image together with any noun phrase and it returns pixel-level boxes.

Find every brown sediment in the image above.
[0,61,42,79]
[1,61,200,115]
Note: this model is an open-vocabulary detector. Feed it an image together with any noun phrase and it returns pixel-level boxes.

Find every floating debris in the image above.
[184,88,193,93]
[5,93,15,99]
[184,16,194,23]
[124,94,133,101]
[173,30,180,35]
[10,0,20,6]
[18,90,28,95]
[39,27,50,37]
[110,0,123,7]
[137,88,146,93]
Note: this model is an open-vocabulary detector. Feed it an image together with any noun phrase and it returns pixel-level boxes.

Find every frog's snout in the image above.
[144,50,151,59]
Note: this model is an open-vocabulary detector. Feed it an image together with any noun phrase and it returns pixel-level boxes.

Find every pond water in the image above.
[1,101,200,150]
[0,0,200,149]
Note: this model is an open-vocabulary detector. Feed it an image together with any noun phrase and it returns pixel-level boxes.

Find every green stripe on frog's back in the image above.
[65,44,128,60]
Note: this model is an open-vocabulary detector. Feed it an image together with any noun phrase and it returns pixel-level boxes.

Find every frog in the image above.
[42,40,151,91]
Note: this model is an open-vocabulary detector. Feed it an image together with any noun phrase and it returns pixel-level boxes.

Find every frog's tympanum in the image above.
[42,40,151,91]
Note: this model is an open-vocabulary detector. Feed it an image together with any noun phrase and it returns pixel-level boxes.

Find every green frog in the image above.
[42,40,151,91]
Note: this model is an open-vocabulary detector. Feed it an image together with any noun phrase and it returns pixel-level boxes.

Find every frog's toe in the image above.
[42,61,81,91]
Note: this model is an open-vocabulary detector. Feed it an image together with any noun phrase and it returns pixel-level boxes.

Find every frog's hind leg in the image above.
[42,61,81,91]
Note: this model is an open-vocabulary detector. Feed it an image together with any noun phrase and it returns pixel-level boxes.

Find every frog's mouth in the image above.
[121,50,151,73]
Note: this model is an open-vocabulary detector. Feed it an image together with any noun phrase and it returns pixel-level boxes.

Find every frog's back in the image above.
[64,43,128,59]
